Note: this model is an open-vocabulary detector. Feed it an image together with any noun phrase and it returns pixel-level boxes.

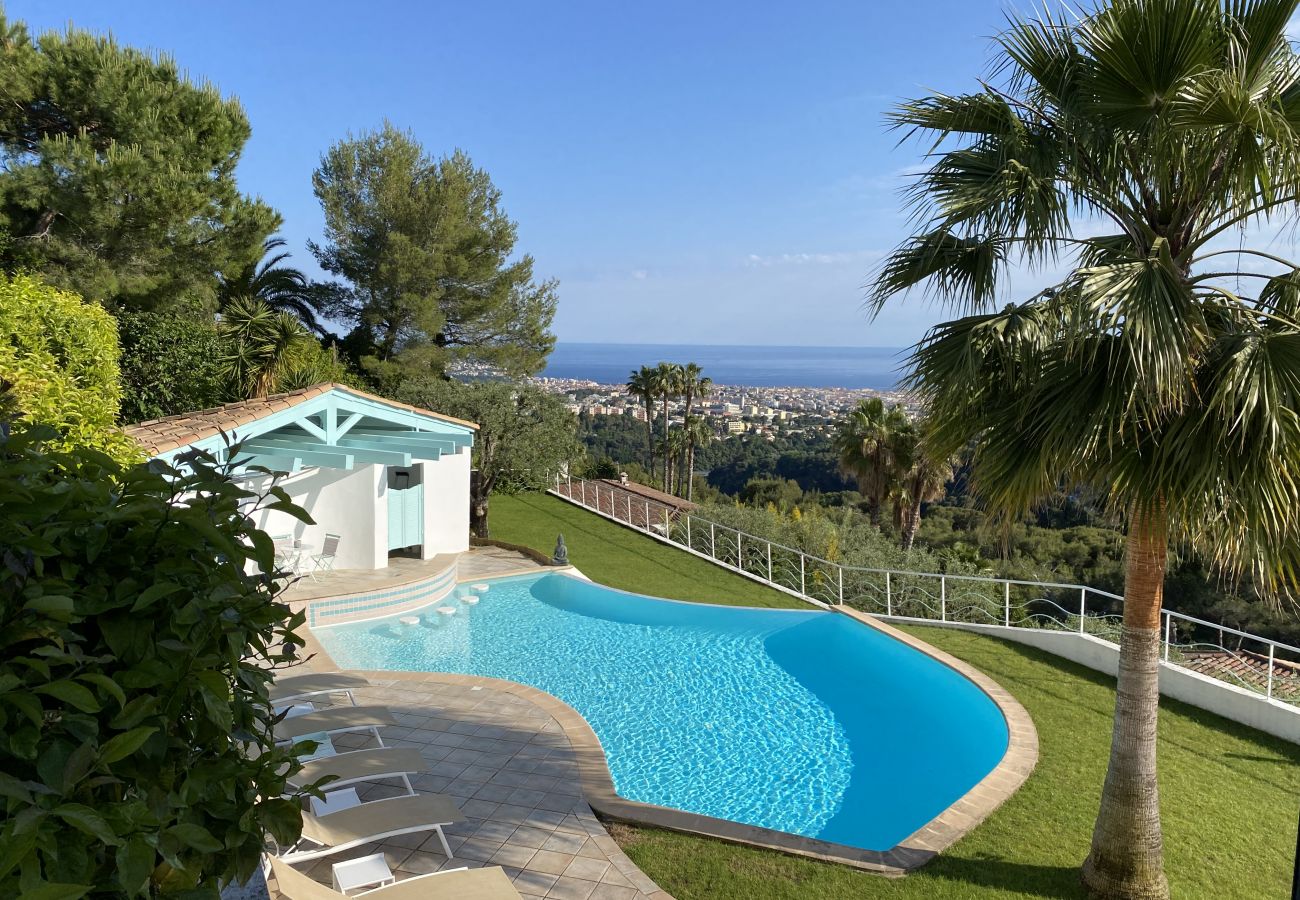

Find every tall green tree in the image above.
[833,398,907,527]
[394,378,577,538]
[626,366,658,474]
[219,237,321,334]
[309,124,557,377]
[683,415,713,502]
[871,1,1300,895]
[651,362,683,489]
[680,363,712,494]
[0,14,276,311]
[889,420,953,552]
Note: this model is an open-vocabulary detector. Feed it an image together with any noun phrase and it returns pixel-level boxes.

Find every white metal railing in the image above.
[549,474,1300,708]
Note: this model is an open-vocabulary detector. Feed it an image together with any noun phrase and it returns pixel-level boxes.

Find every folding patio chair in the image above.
[310,533,342,582]
[267,853,522,899]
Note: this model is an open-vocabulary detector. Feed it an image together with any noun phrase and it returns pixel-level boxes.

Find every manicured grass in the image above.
[489,492,800,608]
[492,492,1300,899]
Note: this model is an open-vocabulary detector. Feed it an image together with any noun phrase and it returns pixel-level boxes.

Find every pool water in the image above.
[315,573,1009,852]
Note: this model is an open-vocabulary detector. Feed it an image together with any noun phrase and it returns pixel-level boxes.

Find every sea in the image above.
[541,342,909,390]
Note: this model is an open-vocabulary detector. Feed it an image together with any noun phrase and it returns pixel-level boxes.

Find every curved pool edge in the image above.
[297,576,1039,876]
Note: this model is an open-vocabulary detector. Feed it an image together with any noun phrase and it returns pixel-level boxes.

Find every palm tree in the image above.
[219,297,313,400]
[870,3,1300,895]
[683,415,713,501]
[680,363,712,495]
[219,237,322,334]
[833,398,907,526]
[662,427,688,495]
[652,362,683,490]
[626,367,657,475]
[890,420,953,551]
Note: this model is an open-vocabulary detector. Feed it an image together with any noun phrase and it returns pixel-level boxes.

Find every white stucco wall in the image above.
[912,620,1300,744]
[418,448,471,557]
[247,464,386,570]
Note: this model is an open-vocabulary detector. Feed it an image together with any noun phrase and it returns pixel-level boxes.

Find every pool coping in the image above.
[298,576,1039,876]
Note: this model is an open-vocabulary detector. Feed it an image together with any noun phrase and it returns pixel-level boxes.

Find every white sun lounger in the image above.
[274,705,396,747]
[282,792,466,863]
[288,747,427,796]
[269,672,370,707]
[268,854,522,899]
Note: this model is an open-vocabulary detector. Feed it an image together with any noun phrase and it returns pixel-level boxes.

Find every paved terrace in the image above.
[282,545,547,605]
[270,671,670,900]
[254,550,673,898]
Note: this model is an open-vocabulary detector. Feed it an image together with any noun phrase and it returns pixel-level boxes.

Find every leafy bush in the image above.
[0,429,310,896]
[116,312,228,424]
[0,273,139,461]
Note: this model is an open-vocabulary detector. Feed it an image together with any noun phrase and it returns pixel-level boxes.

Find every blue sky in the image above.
[13,1,1024,347]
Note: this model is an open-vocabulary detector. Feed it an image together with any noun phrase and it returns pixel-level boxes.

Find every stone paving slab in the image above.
[268,675,671,900]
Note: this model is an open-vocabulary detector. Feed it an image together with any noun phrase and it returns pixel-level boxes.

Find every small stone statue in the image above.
[552,533,569,566]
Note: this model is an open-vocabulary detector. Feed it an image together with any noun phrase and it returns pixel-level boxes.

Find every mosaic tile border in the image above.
[308,563,458,627]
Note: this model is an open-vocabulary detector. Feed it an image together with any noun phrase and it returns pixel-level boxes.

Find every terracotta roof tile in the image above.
[125,382,477,456]
[597,478,697,511]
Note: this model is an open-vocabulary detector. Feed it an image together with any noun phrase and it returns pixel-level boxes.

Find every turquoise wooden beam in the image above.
[236,454,302,474]
[240,440,356,469]
[246,436,408,467]
[349,429,472,451]
[337,436,444,460]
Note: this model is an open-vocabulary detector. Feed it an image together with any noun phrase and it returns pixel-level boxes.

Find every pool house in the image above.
[127,383,477,572]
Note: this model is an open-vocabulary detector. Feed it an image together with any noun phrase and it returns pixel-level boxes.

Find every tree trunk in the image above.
[661,396,670,490]
[1081,502,1169,900]
[901,501,921,551]
[470,470,491,539]
[686,444,695,501]
[867,499,881,528]
[645,399,655,473]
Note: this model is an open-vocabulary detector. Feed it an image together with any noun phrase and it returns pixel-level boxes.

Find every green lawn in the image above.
[492,492,1300,899]
[490,492,799,608]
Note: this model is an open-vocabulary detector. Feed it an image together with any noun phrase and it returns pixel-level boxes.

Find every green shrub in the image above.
[0,273,138,461]
[0,429,310,896]
[117,312,227,424]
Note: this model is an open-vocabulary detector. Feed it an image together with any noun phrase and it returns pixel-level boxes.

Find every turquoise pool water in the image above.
[315,573,1009,852]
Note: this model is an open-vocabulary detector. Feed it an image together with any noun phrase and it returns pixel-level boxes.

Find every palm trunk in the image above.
[661,395,670,490]
[901,504,921,551]
[686,443,695,502]
[644,399,655,473]
[1081,502,1169,900]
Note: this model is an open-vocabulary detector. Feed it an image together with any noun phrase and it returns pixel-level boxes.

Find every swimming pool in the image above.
[314,572,1010,853]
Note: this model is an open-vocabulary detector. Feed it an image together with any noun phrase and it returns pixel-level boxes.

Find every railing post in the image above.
[1267,643,1276,700]
[799,554,806,596]
[626,494,631,524]
[664,508,670,536]
[1004,581,1011,627]
[838,566,843,606]
[766,542,772,582]
[1163,613,1172,662]
[885,571,892,616]
[940,575,946,622]
[710,522,716,558]
[581,479,586,506]
[1079,587,1087,633]
[645,499,650,530]
[738,533,743,571]
[685,515,691,548]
